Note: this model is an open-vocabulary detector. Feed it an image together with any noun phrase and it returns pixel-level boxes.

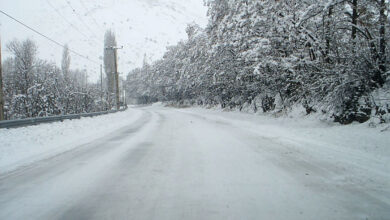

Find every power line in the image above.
[65,0,100,42]
[0,9,100,65]
[45,0,100,45]
[79,0,105,32]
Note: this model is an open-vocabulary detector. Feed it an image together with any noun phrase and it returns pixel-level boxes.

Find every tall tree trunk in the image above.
[378,0,386,80]
[325,6,333,63]
[0,38,4,121]
[351,0,358,48]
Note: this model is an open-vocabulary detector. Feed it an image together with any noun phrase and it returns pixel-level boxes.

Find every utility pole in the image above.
[0,37,4,121]
[122,82,126,107]
[100,64,103,111]
[113,49,119,110]
[105,46,123,110]
[85,70,88,89]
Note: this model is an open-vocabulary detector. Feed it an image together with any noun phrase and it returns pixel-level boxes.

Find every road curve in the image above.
[0,106,389,220]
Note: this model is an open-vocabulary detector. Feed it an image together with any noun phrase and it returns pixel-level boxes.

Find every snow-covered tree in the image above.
[125,0,389,124]
[2,38,103,119]
[61,44,71,82]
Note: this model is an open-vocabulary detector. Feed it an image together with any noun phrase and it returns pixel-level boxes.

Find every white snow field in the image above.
[0,104,389,219]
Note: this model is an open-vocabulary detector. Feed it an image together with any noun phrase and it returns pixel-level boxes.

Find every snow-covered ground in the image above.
[177,106,390,207]
[0,104,389,219]
[177,105,390,169]
[0,107,144,173]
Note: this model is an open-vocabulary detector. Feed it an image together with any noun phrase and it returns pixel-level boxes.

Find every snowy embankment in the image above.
[0,107,143,174]
[177,105,390,166]
[177,105,390,157]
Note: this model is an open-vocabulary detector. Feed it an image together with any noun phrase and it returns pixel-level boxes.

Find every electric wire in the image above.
[45,0,100,45]
[0,9,100,65]
[79,0,105,32]
[65,0,100,42]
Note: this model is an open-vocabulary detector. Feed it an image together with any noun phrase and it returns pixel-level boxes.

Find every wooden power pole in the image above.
[105,46,123,110]
[0,37,5,121]
[100,64,103,111]
[113,48,120,110]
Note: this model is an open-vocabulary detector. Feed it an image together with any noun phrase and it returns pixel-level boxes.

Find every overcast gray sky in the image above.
[0,0,208,81]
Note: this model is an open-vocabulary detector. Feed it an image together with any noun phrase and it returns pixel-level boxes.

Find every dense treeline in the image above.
[2,39,108,120]
[126,0,390,124]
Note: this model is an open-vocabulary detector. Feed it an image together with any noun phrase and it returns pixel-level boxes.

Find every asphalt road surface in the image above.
[0,106,389,220]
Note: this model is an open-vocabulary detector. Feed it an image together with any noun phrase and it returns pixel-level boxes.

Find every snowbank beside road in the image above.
[0,108,142,174]
[177,106,390,158]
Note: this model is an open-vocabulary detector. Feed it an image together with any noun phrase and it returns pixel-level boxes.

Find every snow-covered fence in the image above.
[0,106,128,129]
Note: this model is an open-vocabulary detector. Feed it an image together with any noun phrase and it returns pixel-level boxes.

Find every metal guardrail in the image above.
[0,106,128,129]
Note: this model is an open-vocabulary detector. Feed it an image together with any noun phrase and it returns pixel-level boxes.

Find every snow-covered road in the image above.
[0,105,389,219]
